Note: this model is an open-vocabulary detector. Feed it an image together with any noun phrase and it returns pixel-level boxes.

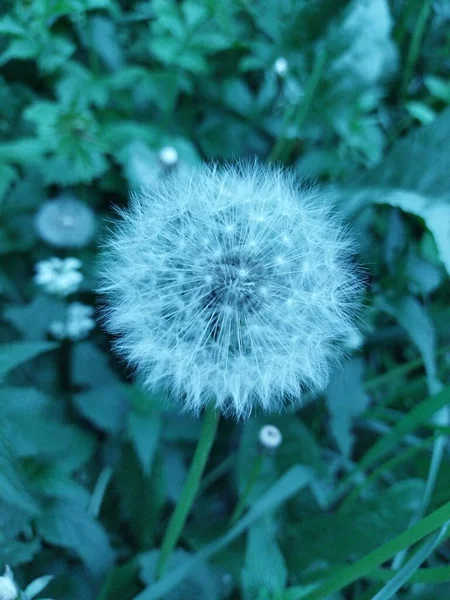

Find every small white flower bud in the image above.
[49,302,95,341]
[34,257,83,297]
[258,425,283,451]
[158,146,179,167]
[273,57,288,76]
[0,566,18,600]
[35,196,95,248]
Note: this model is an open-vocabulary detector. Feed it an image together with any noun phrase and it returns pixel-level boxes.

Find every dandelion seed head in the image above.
[35,195,95,248]
[99,161,362,418]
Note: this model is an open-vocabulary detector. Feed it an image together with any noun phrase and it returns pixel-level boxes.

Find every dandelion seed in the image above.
[34,257,83,297]
[99,161,362,418]
[35,195,95,248]
[0,566,17,600]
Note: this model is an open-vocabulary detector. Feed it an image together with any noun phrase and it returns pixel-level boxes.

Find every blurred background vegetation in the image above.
[1,0,450,599]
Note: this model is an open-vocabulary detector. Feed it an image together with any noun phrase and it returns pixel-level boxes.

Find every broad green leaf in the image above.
[326,358,369,457]
[73,384,130,434]
[283,480,424,574]
[128,410,162,475]
[378,296,441,395]
[242,518,287,598]
[303,499,450,599]
[0,342,57,381]
[37,500,114,576]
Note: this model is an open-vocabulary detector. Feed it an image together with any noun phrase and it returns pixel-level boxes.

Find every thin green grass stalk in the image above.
[303,501,450,600]
[341,437,433,509]
[270,49,327,162]
[198,453,235,495]
[155,404,220,579]
[400,0,432,100]
[88,466,113,517]
[229,452,264,525]
[372,524,450,600]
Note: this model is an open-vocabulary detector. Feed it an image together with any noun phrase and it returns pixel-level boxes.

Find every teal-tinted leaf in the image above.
[128,410,162,476]
[0,342,57,381]
[425,75,450,103]
[282,480,424,575]
[140,549,220,600]
[379,296,441,395]
[135,465,312,599]
[90,16,124,71]
[73,384,130,434]
[25,575,54,599]
[4,296,66,341]
[326,358,369,457]
[0,38,37,65]
[37,500,114,576]
[0,436,39,514]
[242,518,287,598]
[406,101,436,125]
[0,163,17,202]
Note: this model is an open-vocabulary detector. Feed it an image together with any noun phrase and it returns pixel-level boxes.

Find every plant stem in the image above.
[229,453,264,525]
[155,403,220,579]
[269,49,327,163]
[400,0,432,100]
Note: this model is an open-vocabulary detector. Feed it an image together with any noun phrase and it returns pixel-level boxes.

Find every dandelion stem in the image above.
[269,49,327,163]
[156,403,220,579]
[229,453,264,525]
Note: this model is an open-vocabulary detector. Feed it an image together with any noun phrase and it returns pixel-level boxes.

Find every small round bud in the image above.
[49,302,95,341]
[158,146,179,167]
[258,425,282,451]
[34,257,83,297]
[273,57,288,76]
[0,566,17,600]
[35,196,95,248]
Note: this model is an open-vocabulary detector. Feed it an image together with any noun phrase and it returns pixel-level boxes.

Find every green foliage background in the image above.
[1,0,450,598]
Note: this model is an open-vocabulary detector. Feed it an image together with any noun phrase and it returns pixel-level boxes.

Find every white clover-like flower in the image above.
[273,57,288,76]
[49,302,95,341]
[34,257,83,297]
[35,195,95,248]
[100,162,361,418]
[0,566,17,600]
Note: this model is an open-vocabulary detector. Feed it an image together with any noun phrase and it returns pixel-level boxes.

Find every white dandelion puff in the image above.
[99,161,362,419]
[273,57,288,76]
[35,195,96,248]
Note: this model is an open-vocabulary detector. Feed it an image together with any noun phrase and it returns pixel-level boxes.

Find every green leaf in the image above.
[242,518,287,598]
[24,575,54,599]
[358,385,450,472]
[128,410,162,476]
[37,500,114,576]
[0,163,17,203]
[283,480,424,574]
[303,498,450,599]
[378,296,441,394]
[326,358,369,457]
[0,342,57,381]
[73,384,130,434]
[134,465,312,599]
[140,549,221,600]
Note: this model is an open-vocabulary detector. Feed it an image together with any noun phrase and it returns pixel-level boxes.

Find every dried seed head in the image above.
[99,161,362,418]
